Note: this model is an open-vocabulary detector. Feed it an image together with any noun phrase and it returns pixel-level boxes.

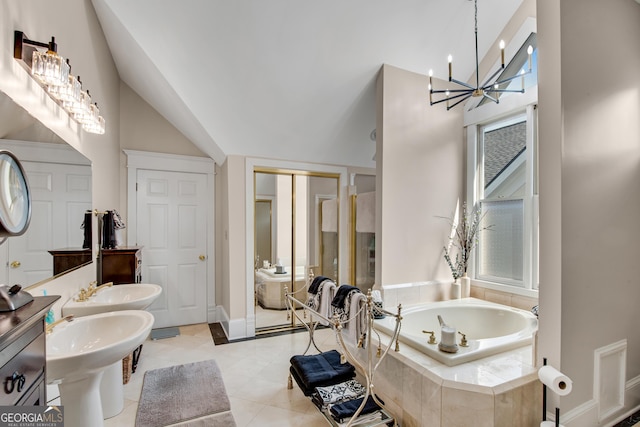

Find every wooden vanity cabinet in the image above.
[0,296,59,406]
[99,246,142,285]
[48,248,92,275]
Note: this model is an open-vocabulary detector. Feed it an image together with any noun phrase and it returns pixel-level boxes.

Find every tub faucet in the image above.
[46,314,74,334]
[531,305,539,318]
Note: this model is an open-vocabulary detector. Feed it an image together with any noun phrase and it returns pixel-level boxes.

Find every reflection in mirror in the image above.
[0,90,92,289]
[254,170,339,332]
[351,174,376,294]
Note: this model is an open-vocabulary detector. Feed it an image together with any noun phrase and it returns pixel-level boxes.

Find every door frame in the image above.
[124,150,216,322]
[245,157,348,338]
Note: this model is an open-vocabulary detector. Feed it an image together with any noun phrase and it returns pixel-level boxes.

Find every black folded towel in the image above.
[308,275,331,294]
[82,210,92,249]
[101,210,116,249]
[331,285,360,308]
[329,395,384,422]
[289,350,355,395]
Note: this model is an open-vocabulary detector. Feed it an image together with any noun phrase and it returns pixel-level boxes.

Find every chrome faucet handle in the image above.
[458,331,468,347]
[422,330,437,345]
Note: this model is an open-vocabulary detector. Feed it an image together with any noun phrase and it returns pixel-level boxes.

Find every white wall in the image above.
[538,0,640,424]
[376,64,464,286]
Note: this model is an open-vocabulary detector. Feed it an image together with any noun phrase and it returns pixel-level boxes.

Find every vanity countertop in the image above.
[0,295,59,349]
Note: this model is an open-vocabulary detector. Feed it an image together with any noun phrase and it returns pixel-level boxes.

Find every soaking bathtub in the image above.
[374,298,538,366]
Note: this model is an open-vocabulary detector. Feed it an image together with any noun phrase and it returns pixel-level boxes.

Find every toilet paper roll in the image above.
[538,365,573,396]
[541,422,565,427]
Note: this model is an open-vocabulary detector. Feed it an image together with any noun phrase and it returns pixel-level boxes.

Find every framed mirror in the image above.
[0,150,31,238]
[0,90,92,289]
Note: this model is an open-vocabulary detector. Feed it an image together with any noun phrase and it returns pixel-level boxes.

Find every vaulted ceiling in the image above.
[91,0,523,167]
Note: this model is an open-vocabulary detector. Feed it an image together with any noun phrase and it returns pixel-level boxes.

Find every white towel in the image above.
[355,192,375,233]
[322,199,338,232]
[312,281,336,326]
[343,292,367,347]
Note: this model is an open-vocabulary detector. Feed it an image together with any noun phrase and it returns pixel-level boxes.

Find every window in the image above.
[477,116,529,287]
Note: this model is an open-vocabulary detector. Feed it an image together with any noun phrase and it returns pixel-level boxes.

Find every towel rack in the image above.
[285,277,402,427]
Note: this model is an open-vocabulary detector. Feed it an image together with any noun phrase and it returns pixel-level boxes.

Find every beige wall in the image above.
[538,0,640,423]
[376,64,464,286]
[119,82,205,157]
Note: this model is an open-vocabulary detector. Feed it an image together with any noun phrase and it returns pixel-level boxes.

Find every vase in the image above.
[451,279,461,299]
[460,275,471,298]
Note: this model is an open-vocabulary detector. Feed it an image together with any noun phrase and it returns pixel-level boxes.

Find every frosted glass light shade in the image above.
[48,74,81,104]
[83,115,105,135]
[31,50,69,87]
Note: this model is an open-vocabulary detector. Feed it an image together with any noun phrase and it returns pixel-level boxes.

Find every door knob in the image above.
[10,261,20,268]
[199,255,206,261]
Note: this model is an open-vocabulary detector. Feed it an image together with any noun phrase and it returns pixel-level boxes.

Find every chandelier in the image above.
[429,0,533,110]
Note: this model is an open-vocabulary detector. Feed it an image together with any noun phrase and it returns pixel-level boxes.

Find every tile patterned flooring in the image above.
[102,323,337,427]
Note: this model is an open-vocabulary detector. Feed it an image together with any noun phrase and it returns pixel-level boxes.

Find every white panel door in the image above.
[8,162,91,286]
[136,169,208,328]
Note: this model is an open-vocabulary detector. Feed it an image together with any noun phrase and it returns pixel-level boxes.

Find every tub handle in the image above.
[458,332,469,347]
[422,330,437,345]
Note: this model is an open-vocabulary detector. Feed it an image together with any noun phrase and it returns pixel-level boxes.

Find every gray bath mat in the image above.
[135,359,235,427]
[151,327,180,340]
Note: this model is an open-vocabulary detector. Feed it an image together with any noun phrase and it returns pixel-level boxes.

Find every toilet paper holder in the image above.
[541,357,566,427]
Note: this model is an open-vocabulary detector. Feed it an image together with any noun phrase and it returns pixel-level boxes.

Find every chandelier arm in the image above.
[430,91,470,106]
[490,70,530,87]
[481,93,499,104]
[486,88,525,94]
[431,88,473,94]
[449,78,476,91]
[480,68,505,89]
[447,93,473,110]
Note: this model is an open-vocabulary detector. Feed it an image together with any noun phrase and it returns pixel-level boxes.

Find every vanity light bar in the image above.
[13,31,106,135]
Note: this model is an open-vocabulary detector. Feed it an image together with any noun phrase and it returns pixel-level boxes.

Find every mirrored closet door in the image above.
[254,169,339,332]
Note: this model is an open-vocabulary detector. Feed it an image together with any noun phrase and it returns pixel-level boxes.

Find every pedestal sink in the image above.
[46,310,154,427]
[61,283,162,419]
[62,283,162,317]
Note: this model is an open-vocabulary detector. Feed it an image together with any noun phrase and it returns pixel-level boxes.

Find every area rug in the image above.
[135,359,236,427]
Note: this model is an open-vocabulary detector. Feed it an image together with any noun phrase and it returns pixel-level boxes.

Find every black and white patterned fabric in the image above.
[312,379,366,407]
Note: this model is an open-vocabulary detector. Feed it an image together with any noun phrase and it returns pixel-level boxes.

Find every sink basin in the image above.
[46,310,154,427]
[62,283,162,317]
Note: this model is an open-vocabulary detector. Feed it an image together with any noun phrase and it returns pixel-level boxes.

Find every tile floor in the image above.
[101,323,338,427]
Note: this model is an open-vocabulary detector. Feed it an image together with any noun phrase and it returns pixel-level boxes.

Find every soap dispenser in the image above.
[437,315,459,353]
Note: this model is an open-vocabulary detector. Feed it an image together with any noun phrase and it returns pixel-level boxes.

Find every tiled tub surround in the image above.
[349,302,542,426]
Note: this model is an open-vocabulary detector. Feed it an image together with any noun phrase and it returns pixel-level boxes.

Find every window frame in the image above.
[465,105,538,298]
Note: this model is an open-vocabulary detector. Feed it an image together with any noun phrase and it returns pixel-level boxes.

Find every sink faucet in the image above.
[86,282,113,298]
[46,314,74,334]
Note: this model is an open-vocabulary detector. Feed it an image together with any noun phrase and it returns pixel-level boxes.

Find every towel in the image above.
[343,292,367,347]
[309,275,331,294]
[312,281,336,326]
[355,192,375,233]
[332,285,360,309]
[102,210,116,249]
[312,379,365,408]
[321,199,338,232]
[81,210,92,249]
[289,350,355,396]
[329,395,384,422]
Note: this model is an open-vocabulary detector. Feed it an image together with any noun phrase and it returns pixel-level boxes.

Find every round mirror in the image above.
[0,151,31,237]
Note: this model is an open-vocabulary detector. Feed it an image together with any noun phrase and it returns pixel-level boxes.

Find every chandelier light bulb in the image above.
[499,40,505,67]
